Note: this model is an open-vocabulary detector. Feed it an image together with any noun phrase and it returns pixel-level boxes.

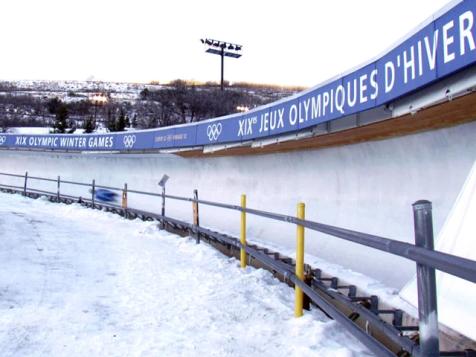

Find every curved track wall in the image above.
[1,120,475,288]
[0,0,475,289]
[0,0,475,153]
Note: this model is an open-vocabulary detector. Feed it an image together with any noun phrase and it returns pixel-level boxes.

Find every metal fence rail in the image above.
[0,170,475,357]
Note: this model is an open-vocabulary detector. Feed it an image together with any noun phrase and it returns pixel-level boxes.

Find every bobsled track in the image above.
[1,153,476,357]
[1,1,476,355]
[1,118,476,288]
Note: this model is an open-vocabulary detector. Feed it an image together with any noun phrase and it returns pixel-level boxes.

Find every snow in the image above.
[0,192,372,357]
[5,127,112,135]
[6,127,52,134]
[400,161,476,341]
[247,238,418,317]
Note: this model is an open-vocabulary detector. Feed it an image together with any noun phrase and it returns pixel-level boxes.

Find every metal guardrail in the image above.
[0,170,475,357]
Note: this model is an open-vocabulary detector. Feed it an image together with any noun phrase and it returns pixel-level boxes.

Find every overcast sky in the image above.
[0,0,453,87]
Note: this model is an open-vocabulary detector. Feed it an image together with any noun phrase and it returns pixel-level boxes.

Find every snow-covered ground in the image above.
[0,192,372,357]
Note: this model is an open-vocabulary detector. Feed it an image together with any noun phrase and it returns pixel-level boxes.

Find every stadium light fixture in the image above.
[200,38,243,91]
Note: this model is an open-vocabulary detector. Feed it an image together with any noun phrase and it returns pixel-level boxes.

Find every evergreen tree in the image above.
[47,97,62,115]
[83,116,96,133]
[54,104,68,133]
[106,109,116,132]
[131,114,137,128]
[116,108,127,131]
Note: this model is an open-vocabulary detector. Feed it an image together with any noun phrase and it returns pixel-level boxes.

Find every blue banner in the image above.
[1,0,475,152]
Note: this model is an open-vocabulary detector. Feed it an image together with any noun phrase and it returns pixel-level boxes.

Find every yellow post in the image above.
[295,202,305,317]
[240,194,247,268]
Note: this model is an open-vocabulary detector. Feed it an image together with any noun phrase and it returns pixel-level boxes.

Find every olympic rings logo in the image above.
[0,136,6,145]
[123,134,136,149]
[207,123,222,141]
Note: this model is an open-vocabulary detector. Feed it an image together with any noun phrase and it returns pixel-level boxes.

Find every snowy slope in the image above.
[0,192,372,357]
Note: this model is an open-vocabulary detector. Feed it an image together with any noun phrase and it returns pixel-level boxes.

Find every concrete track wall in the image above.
[1,120,475,288]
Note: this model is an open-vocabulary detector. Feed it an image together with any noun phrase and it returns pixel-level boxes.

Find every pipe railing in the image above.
[1,170,475,357]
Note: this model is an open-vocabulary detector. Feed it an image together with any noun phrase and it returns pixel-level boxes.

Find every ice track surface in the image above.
[0,193,371,357]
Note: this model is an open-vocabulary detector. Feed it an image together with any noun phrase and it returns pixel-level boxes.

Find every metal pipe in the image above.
[23,171,28,196]
[240,194,247,268]
[60,179,91,187]
[27,175,57,182]
[2,170,475,284]
[243,206,476,283]
[160,185,165,229]
[57,176,60,202]
[0,172,25,178]
[91,179,95,208]
[413,200,439,357]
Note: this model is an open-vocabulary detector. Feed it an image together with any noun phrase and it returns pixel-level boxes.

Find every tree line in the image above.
[0,79,301,133]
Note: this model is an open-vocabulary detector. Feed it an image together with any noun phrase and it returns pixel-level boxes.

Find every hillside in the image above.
[0,80,304,133]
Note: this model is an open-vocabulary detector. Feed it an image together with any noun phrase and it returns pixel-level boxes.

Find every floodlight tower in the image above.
[200,38,242,91]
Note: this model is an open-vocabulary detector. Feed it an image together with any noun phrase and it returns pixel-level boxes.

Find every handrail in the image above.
[60,179,91,187]
[0,172,24,178]
[1,170,474,284]
[1,170,475,357]
[27,175,57,183]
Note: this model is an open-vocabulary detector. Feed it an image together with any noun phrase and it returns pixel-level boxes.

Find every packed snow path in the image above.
[0,193,371,357]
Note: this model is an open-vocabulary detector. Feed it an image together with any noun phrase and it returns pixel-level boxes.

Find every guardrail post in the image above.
[295,202,305,317]
[91,179,96,209]
[23,171,28,196]
[122,183,128,217]
[57,176,61,202]
[160,185,165,229]
[240,194,247,268]
[412,200,439,357]
[193,189,200,244]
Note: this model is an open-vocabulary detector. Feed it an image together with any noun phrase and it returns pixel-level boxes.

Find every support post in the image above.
[220,47,224,91]
[122,183,128,217]
[122,183,128,208]
[23,171,28,196]
[192,189,200,244]
[295,202,305,317]
[413,200,439,357]
[160,185,165,229]
[240,194,247,268]
[91,179,95,209]
[57,176,60,202]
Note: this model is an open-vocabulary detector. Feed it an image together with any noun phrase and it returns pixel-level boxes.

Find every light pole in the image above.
[200,38,242,91]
